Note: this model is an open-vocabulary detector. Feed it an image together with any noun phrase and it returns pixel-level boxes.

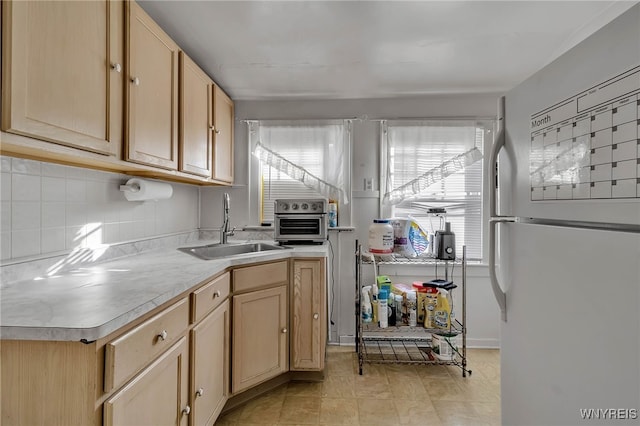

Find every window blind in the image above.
[256,121,350,223]
[384,121,489,260]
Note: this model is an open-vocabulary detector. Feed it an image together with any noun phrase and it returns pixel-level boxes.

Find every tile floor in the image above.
[216,345,500,425]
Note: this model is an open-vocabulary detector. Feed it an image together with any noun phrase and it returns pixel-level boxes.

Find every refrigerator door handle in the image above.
[488,96,513,321]
[489,217,515,321]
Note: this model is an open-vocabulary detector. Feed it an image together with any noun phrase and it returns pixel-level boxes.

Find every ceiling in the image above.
[138,1,636,101]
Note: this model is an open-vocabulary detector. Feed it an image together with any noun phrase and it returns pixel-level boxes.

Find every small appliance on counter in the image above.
[434,222,456,260]
[274,198,328,244]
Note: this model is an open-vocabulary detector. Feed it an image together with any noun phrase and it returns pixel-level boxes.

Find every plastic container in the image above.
[394,295,404,325]
[434,289,452,329]
[328,200,338,227]
[431,333,459,361]
[361,289,372,323]
[368,219,394,254]
[406,291,417,327]
[378,289,388,328]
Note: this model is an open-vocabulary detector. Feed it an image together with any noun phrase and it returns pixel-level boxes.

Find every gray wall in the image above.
[202,94,502,347]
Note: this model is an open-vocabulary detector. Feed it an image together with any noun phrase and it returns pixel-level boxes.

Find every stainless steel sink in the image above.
[178,242,288,260]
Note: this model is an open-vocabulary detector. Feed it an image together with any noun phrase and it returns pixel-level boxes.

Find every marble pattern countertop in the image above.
[0,241,327,342]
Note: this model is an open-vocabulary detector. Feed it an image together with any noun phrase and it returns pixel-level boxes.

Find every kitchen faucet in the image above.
[220,193,235,244]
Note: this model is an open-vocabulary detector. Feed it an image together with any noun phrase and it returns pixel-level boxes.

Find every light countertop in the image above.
[0,241,327,342]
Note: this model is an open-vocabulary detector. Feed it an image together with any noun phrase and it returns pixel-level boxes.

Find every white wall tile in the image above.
[86,203,106,225]
[12,229,40,258]
[12,174,41,201]
[65,225,86,250]
[41,227,66,253]
[103,223,120,244]
[66,203,87,227]
[42,177,66,202]
[86,181,108,203]
[84,222,105,247]
[0,232,11,260]
[119,222,135,241]
[1,173,11,200]
[41,162,67,178]
[11,158,40,175]
[66,180,86,202]
[65,165,86,180]
[42,202,66,228]
[1,201,11,231]
[0,157,12,173]
[12,201,41,230]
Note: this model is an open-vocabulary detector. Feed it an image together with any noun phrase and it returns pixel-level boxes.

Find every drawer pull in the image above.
[196,388,204,397]
[313,313,319,320]
[111,63,122,73]
[157,330,168,341]
[213,290,221,298]
[281,328,287,334]
[182,405,191,416]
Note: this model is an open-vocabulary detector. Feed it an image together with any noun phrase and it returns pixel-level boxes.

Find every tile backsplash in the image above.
[0,156,199,262]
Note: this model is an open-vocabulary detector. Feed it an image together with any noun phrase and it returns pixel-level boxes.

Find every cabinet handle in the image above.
[196,388,204,397]
[281,328,287,334]
[213,290,221,298]
[214,129,221,135]
[313,313,319,320]
[157,330,168,341]
[131,77,140,86]
[209,125,215,131]
[182,405,191,416]
[111,63,122,73]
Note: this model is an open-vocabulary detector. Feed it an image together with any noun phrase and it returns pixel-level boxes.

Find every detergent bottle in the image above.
[433,288,452,329]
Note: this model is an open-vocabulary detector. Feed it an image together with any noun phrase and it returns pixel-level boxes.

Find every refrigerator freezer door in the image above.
[502,223,640,425]
[503,5,640,225]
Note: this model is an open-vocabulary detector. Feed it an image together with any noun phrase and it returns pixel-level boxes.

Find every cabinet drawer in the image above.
[191,272,230,324]
[232,260,288,293]
[104,298,189,392]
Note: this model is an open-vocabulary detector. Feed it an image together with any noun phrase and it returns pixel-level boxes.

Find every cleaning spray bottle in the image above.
[361,288,372,323]
[434,288,452,329]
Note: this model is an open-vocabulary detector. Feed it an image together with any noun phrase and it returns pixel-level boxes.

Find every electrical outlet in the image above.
[364,177,373,191]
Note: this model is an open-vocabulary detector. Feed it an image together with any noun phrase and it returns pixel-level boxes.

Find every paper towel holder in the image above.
[119,178,173,201]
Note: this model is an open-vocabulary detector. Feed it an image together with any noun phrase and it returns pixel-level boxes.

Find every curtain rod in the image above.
[239,115,495,123]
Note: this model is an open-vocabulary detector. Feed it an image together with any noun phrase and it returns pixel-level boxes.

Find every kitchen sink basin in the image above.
[178,242,289,260]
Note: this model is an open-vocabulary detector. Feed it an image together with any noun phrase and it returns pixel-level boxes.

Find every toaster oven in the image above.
[274,199,327,244]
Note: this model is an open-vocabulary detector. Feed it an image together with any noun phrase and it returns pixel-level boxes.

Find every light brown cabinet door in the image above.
[212,85,234,183]
[291,259,326,371]
[190,300,229,426]
[1,0,123,156]
[179,52,213,178]
[104,336,190,426]
[125,1,179,170]
[232,285,288,393]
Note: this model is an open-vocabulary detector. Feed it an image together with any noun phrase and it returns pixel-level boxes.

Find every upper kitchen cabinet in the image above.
[179,52,213,178]
[1,0,124,156]
[212,85,234,184]
[125,1,179,170]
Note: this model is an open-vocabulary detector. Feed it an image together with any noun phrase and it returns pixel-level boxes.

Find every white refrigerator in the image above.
[490,4,640,425]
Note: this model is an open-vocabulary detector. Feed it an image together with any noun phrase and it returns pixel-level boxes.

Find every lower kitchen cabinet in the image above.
[104,336,190,426]
[290,258,326,371]
[232,285,288,393]
[190,299,229,426]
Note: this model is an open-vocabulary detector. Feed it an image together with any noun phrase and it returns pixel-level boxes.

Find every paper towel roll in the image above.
[120,178,173,201]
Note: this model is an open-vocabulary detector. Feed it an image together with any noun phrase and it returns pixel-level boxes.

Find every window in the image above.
[382,120,493,260]
[249,120,351,224]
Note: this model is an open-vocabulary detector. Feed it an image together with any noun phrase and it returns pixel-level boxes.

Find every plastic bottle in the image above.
[388,292,396,326]
[371,284,379,324]
[406,291,417,327]
[328,200,338,227]
[378,289,388,328]
[361,289,372,323]
[434,289,452,329]
[368,219,394,254]
[395,295,404,325]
